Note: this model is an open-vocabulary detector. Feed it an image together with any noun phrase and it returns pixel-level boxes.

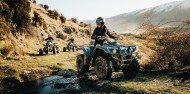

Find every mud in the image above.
[0,70,123,94]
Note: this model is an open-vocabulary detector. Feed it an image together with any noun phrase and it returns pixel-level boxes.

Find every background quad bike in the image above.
[76,38,140,80]
[39,42,60,55]
[63,44,78,52]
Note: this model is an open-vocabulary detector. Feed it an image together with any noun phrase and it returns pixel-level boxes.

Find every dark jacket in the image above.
[91,25,117,46]
[68,38,74,43]
[45,37,54,41]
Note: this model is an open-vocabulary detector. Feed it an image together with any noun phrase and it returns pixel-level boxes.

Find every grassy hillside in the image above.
[0,0,92,58]
[0,0,189,93]
[0,0,92,82]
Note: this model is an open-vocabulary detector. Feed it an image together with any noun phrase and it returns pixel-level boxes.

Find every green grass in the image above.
[107,70,190,94]
[0,50,81,82]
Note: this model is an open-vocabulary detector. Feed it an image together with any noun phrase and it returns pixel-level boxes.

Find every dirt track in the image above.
[0,47,190,94]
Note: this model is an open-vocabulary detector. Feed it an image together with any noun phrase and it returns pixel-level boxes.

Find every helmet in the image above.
[96,17,105,25]
[71,36,74,39]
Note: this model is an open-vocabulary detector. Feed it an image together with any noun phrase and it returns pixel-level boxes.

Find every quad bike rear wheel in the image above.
[95,56,112,80]
[122,59,140,79]
[76,55,89,74]
[39,49,43,55]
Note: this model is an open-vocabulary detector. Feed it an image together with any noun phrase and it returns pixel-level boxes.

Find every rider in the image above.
[45,34,54,41]
[45,34,54,47]
[67,37,75,46]
[91,17,118,46]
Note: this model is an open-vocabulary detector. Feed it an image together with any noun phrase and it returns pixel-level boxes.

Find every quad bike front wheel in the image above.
[95,56,112,80]
[39,49,43,55]
[44,48,48,54]
[122,59,140,79]
[63,47,66,52]
[72,47,75,52]
[76,55,89,74]
[53,47,57,54]
[75,46,78,51]
[56,47,60,53]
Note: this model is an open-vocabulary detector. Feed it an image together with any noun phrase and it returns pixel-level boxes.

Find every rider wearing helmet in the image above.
[91,17,117,46]
[45,35,54,47]
[67,37,75,46]
[68,37,75,43]
[45,34,54,41]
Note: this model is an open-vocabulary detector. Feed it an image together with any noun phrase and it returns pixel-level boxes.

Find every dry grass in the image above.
[139,13,190,70]
[110,71,190,94]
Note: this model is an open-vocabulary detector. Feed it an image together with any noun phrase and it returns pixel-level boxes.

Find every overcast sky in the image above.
[36,0,184,20]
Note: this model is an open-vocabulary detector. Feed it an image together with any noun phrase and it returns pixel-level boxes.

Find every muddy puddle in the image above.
[0,69,124,94]
[38,70,122,94]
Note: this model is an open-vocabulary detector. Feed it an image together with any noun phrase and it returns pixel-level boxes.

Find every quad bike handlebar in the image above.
[95,36,108,40]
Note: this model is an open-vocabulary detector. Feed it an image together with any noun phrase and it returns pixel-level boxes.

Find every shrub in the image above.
[56,33,67,40]
[44,5,49,10]
[1,41,14,57]
[33,0,36,4]
[48,10,59,20]
[32,11,44,27]
[4,0,31,33]
[39,4,44,8]
[1,39,24,57]
[0,16,10,39]
[84,23,89,28]
[60,15,66,23]
[64,27,74,34]
[53,10,59,19]
[79,22,89,28]
[71,18,78,23]
[79,22,84,27]
[140,13,190,70]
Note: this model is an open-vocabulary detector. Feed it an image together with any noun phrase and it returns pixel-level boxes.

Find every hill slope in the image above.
[107,0,190,33]
[86,0,190,33]
[0,0,92,58]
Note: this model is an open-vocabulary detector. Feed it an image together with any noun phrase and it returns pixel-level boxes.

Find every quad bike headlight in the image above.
[132,46,138,57]
[132,51,138,57]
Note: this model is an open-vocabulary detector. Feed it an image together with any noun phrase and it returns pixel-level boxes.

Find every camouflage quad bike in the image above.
[63,41,78,52]
[76,36,140,80]
[39,40,60,55]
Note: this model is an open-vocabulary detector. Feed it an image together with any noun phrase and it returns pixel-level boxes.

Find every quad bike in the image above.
[63,41,78,52]
[39,40,60,55]
[76,36,140,80]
